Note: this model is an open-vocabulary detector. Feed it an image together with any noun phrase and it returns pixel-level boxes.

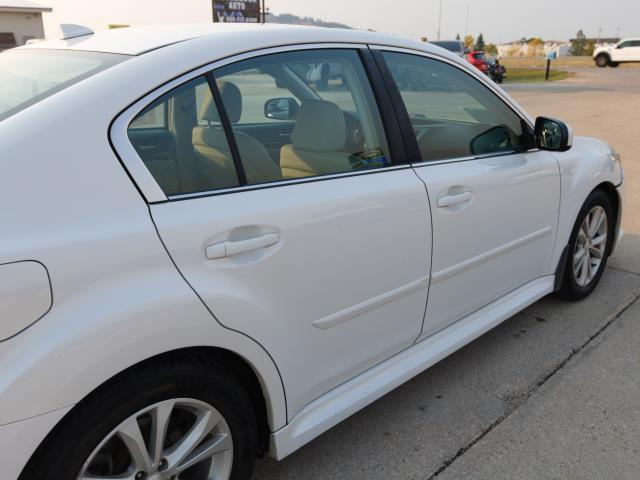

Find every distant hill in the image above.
[266,12,351,30]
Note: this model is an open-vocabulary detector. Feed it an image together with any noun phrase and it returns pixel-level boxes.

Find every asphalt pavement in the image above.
[253,67,640,480]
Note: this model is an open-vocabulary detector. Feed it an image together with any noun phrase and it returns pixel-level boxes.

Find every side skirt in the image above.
[269,275,555,460]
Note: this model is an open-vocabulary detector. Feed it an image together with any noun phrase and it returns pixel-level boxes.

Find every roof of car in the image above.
[21,23,439,56]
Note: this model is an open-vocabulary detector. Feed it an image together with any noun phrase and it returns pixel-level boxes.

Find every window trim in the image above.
[368,44,538,167]
[111,43,406,204]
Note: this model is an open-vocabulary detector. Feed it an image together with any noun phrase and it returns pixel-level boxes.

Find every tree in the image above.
[474,33,485,51]
[485,43,498,56]
[464,34,474,49]
[570,29,588,56]
[586,40,596,56]
[527,38,545,57]
[456,33,461,40]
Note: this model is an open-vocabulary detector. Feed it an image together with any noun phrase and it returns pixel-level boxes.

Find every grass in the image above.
[504,67,574,83]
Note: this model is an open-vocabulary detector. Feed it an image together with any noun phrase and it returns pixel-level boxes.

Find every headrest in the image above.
[200,80,242,124]
[292,100,346,153]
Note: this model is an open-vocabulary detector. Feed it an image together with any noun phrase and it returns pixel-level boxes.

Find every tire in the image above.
[20,357,257,480]
[559,189,614,300]
[595,54,610,68]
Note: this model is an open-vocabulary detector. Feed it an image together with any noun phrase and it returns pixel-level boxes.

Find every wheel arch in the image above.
[18,345,273,480]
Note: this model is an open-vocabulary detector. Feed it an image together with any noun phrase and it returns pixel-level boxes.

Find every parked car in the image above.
[466,49,489,73]
[429,39,466,58]
[594,38,640,67]
[0,23,624,480]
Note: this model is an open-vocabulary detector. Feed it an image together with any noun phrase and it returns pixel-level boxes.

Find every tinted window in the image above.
[128,75,240,196]
[431,41,463,53]
[382,51,527,162]
[213,49,391,183]
[0,49,126,122]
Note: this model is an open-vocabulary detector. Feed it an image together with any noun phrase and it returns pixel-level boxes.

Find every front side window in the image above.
[213,49,391,182]
[382,51,528,162]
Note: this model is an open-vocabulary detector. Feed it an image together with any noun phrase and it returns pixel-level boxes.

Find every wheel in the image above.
[20,357,257,480]
[595,54,610,68]
[559,190,613,300]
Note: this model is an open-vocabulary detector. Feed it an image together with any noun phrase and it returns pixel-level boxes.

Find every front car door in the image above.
[120,46,432,420]
[375,49,561,341]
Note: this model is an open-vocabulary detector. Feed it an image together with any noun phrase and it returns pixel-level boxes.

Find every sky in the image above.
[265,0,640,43]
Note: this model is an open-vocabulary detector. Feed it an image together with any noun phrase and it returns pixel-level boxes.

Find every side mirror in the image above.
[264,97,299,121]
[534,117,573,152]
[464,47,472,54]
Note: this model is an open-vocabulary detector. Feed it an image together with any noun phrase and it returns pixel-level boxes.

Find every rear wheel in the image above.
[20,358,257,480]
[559,190,613,300]
[595,54,610,68]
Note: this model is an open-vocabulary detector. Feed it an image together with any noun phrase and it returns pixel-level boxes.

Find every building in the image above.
[0,0,51,50]
[497,39,571,58]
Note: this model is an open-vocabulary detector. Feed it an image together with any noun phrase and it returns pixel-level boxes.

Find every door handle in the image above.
[206,233,280,260]
[436,191,473,208]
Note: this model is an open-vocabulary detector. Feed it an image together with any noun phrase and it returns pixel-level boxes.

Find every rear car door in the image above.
[116,46,432,420]
[375,49,560,341]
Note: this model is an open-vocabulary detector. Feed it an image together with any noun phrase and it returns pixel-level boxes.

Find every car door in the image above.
[125,47,432,420]
[375,49,560,341]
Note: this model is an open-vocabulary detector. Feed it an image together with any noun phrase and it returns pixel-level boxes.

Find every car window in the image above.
[382,51,527,162]
[128,75,240,196]
[213,49,391,183]
[0,49,126,122]
[618,41,631,49]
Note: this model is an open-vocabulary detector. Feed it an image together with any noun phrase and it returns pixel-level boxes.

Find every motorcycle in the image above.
[488,61,506,84]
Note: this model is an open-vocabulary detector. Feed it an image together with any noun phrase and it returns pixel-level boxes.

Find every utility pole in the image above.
[462,4,469,38]
[597,26,602,44]
[261,0,266,24]
[437,0,442,40]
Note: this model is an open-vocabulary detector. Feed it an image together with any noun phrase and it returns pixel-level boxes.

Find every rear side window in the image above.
[128,75,240,197]
[213,49,391,184]
[0,49,126,122]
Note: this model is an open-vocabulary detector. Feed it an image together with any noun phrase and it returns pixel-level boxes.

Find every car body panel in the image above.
[0,406,72,480]
[413,150,561,340]
[149,169,432,420]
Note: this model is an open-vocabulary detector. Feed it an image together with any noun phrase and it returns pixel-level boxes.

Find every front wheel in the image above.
[20,358,257,480]
[559,190,613,300]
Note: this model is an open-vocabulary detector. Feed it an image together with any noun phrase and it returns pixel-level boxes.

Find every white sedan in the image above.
[0,24,624,480]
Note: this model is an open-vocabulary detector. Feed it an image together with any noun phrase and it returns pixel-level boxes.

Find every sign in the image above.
[213,1,261,23]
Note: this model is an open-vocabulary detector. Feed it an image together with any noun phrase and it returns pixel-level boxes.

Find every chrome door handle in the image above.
[437,191,473,208]
[206,233,280,260]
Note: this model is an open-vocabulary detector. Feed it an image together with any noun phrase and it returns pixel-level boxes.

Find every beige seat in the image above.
[280,100,352,179]
[193,81,282,187]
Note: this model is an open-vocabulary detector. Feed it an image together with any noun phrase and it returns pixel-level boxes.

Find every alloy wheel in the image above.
[573,205,608,287]
[77,398,233,480]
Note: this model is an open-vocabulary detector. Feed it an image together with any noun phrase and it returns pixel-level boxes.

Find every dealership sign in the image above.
[213,1,261,23]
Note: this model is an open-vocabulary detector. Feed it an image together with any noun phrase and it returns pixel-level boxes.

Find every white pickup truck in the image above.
[594,38,640,67]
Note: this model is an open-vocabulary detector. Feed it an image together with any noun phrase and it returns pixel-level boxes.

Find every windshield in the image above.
[0,49,127,122]
[431,41,463,53]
